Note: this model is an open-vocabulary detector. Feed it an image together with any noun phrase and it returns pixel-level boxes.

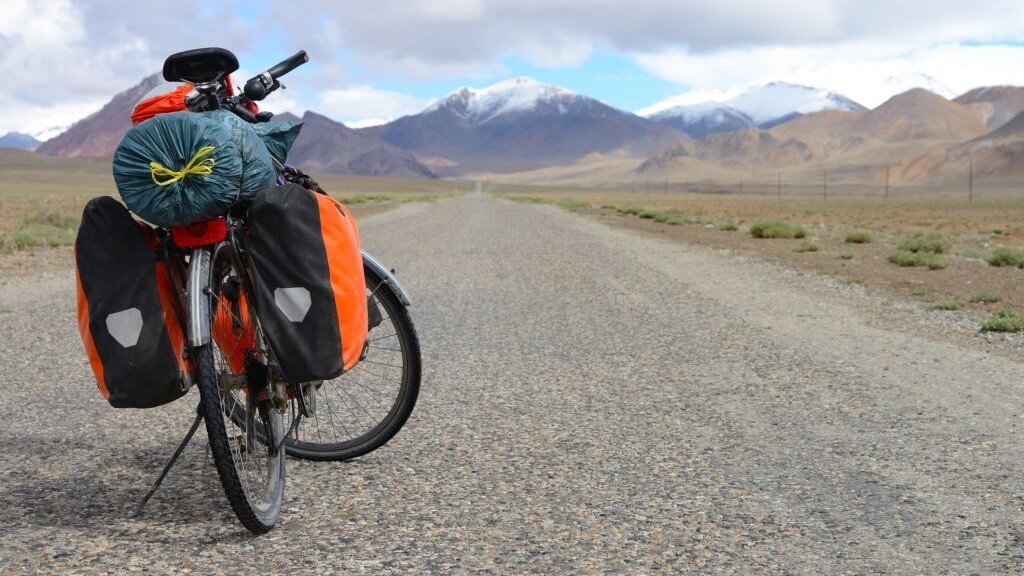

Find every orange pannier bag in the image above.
[75,197,191,408]
[243,183,368,383]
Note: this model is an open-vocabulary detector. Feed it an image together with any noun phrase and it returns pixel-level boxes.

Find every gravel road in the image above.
[3,193,1024,574]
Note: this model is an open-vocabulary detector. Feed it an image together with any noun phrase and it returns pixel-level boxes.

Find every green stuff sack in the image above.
[113,111,243,227]
[203,110,278,201]
[253,119,303,164]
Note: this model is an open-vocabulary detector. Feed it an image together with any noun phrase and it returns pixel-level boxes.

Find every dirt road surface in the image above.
[3,193,1024,574]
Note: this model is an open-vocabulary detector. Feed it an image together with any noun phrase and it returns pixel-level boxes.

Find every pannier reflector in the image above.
[274,287,311,322]
[106,308,144,348]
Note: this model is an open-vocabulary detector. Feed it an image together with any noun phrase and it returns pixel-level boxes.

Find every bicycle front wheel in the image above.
[284,264,421,461]
[195,246,285,534]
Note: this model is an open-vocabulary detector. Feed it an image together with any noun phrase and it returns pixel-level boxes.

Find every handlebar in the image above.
[267,50,308,80]
[242,50,309,102]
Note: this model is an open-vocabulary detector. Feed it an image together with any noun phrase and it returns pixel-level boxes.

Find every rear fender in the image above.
[186,247,213,347]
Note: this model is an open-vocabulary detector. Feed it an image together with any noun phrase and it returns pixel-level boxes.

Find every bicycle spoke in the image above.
[358,358,405,370]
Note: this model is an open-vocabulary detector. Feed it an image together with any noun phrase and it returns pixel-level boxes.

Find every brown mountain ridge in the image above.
[37,74,162,158]
[35,75,435,179]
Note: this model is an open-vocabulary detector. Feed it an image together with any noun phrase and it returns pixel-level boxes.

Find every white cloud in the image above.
[345,118,391,129]
[413,0,485,22]
[0,95,107,140]
[2,1,1024,134]
[318,86,431,125]
[272,0,1024,81]
[0,0,256,132]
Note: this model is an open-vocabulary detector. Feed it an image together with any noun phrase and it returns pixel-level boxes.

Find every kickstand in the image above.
[133,406,204,518]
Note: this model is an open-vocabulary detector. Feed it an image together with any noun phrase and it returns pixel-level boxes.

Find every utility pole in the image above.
[884,165,890,200]
[969,158,974,202]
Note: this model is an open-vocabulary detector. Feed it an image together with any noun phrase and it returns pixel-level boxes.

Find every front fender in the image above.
[361,249,411,307]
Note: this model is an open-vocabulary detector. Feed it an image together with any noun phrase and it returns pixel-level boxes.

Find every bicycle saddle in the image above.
[163,47,239,84]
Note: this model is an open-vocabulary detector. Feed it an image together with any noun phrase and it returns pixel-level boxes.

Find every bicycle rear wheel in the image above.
[195,245,285,534]
[284,264,421,461]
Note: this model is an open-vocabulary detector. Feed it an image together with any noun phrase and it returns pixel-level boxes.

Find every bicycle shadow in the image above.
[0,433,245,537]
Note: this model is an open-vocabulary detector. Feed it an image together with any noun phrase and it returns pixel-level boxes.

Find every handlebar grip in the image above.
[267,50,308,80]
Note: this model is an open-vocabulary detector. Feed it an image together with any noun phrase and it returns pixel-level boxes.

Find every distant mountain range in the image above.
[372,77,683,175]
[25,74,1024,186]
[636,86,1018,187]
[639,82,868,138]
[34,76,435,178]
[277,111,436,178]
[0,132,40,150]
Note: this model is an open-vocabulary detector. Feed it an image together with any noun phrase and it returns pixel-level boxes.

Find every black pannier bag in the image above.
[244,183,368,383]
[75,197,190,408]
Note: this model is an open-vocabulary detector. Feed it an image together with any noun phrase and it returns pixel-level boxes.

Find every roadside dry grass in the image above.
[497,183,1024,331]
[495,183,1024,238]
[0,150,461,251]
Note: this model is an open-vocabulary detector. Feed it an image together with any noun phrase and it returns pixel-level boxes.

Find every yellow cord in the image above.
[149,146,216,186]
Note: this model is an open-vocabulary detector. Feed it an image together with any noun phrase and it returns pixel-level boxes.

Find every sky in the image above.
[1,0,1023,137]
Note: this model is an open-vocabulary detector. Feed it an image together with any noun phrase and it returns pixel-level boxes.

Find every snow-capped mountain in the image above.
[378,76,684,174]
[641,82,866,134]
[882,74,957,100]
[26,125,70,142]
[645,102,754,138]
[725,82,866,126]
[422,76,585,124]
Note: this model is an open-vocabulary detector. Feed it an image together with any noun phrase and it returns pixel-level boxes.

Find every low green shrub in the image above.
[844,230,873,244]
[929,300,963,311]
[718,220,739,231]
[970,291,1002,304]
[793,241,818,253]
[0,211,79,252]
[981,310,1024,332]
[652,210,685,225]
[898,230,952,254]
[887,250,948,270]
[555,198,589,209]
[750,220,807,239]
[987,247,1024,268]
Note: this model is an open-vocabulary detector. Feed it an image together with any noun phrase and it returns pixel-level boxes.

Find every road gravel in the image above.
[2,193,1024,574]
